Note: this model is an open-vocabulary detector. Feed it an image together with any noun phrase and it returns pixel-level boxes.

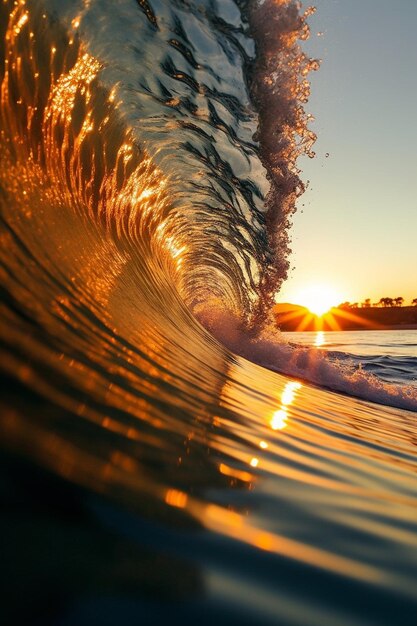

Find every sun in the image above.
[292,283,342,317]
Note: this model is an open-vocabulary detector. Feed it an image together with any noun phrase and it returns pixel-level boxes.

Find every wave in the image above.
[0,0,319,322]
[0,0,414,452]
[196,306,417,412]
[2,4,417,624]
[321,350,417,388]
[0,0,414,438]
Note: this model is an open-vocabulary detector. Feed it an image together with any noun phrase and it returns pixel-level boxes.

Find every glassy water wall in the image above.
[1,1,417,625]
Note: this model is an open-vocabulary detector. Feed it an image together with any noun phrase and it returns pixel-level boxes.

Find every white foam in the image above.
[196,305,417,413]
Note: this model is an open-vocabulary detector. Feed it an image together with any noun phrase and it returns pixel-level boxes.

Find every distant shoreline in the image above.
[274,304,417,332]
[282,325,417,332]
[367,324,417,331]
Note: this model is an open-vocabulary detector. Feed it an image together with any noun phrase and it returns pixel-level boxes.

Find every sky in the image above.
[277,0,417,307]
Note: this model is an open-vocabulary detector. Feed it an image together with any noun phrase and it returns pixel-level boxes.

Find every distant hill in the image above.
[274,304,417,331]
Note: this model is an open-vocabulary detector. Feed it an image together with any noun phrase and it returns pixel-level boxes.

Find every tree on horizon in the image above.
[394,297,404,307]
[412,298,417,306]
[379,297,394,307]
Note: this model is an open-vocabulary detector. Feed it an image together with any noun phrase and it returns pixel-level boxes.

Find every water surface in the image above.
[1,1,417,624]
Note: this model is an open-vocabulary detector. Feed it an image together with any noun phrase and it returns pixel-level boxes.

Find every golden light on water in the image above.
[281,381,302,405]
[165,489,188,509]
[219,463,253,483]
[14,12,28,35]
[271,409,287,430]
[315,330,325,347]
[270,381,302,431]
[2,3,417,612]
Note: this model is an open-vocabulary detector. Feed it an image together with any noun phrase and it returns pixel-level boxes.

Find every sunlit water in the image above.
[1,1,417,625]
[285,329,417,387]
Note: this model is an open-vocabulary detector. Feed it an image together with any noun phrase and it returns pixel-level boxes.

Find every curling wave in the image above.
[0,0,317,321]
[2,3,417,625]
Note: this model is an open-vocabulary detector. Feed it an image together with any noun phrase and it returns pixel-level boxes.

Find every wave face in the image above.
[1,2,417,625]
[0,0,316,320]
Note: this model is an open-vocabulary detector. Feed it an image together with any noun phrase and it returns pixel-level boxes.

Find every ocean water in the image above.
[285,329,417,388]
[1,1,417,625]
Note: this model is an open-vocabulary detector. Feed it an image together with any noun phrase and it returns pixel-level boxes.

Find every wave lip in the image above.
[248,0,319,312]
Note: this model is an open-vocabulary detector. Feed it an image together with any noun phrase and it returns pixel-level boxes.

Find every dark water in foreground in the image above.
[1,1,417,624]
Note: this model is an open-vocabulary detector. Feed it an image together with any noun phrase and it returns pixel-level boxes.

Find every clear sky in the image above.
[277,0,417,307]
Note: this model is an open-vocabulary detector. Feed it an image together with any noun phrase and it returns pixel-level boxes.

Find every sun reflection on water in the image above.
[315,331,325,347]
[270,380,302,431]
[165,489,188,509]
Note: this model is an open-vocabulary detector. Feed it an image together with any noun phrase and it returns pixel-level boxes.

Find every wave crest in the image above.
[0,0,317,322]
